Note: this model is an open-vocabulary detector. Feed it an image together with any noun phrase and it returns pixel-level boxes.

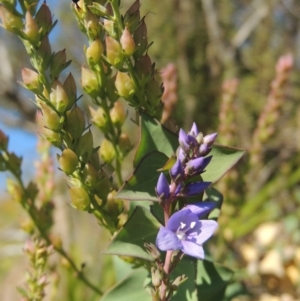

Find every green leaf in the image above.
[117,151,168,202]
[196,260,234,301]
[101,268,151,301]
[103,206,159,260]
[202,145,245,183]
[134,113,178,167]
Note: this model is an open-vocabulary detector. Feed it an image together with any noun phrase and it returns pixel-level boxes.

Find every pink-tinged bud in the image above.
[118,133,132,155]
[58,149,78,174]
[41,127,62,147]
[133,19,148,58]
[77,131,93,160]
[69,186,90,210]
[124,0,140,31]
[89,106,108,132]
[103,19,115,36]
[99,138,115,164]
[115,71,135,99]
[82,163,98,187]
[63,73,77,110]
[110,101,126,127]
[66,106,85,139]
[24,10,39,45]
[7,178,23,202]
[0,129,8,150]
[50,80,69,113]
[0,6,22,33]
[81,65,99,97]
[106,36,123,68]
[39,102,62,131]
[50,49,71,79]
[145,79,162,106]
[135,54,152,76]
[86,38,104,66]
[21,68,43,93]
[84,8,101,40]
[35,3,52,35]
[120,27,136,56]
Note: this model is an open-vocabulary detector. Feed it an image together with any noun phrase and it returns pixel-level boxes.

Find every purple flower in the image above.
[179,129,197,152]
[185,156,212,174]
[156,173,170,199]
[198,144,211,156]
[156,202,218,259]
[182,181,211,196]
[170,159,184,181]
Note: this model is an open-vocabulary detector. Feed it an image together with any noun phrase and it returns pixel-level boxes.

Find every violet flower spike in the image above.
[156,202,218,259]
[156,173,170,199]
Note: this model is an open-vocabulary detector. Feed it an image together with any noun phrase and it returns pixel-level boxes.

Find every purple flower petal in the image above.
[156,173,170,198]
[185,156,212,174]
[183,182,211,196]
[179,129,189,152]
[203,133,218,146]
[184,201,217,218]
[198,144,211,156]
[193,220,218,245]
[189,122,199,136]
[177,148,186,163]
[181,240,205,259]
[167,209,198,233]
[186,134,198,147]
[170,159,184,181]
[156,226,182,251]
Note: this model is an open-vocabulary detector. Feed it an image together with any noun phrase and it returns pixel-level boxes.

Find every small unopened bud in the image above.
[81,65,99,97]
[50,80,70,113]
[69,186,90,210]
[66,106,85,139]
[63,73,77,110]
[94,170,111,199]
[170,159,184,183]
[189,123,199,136]
[84,8,101,40]
[41,127,62,147]
[170,275,187,291]
[0,6,23,33]
[82,162,98,187]
[58,149,78,174]
[133,19,148,58]
[39,102,62,131]
[105,190,123,217]
[37,35,52,70]
[77,131,94,160]
[135,54,152,77]
[110,101,126,127]
[184,156,212,175]
[156,173,170,199]
[203,133,218,146]
[120,27,136,55]
[103,19,115,36]
[21,68,43,93]
[0,129,8,150]
[144,242,160,260]
[86,38,104,66]
[99,139,115,164]
[50,49,68,79]
[35,3,52,35]
[115,71,135,99]
[118,133,132,155]
[24,10,39,45]
[145,79,162,106]
[182,181,211,196]
[7,178,23,202]
[106,36,123,68]
[89,106,108,132]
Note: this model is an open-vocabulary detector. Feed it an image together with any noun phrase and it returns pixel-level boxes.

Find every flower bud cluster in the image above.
[18,238,52,301]
[156,123,217,205]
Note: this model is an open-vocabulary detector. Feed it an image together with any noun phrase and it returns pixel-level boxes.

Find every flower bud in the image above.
[182,181,211,196]
[103,19,115,36]
[24,10,39,45]
[145,79,162,106]
[35,3,52,35]
[99,138,115,164]
[39,102,62,131]
[118,133,132,155]
[36,35,52,70]
[135,54,152,77]
[170,159,184,183]
[21,68,43,94]
[65,106,85,139]
[0,129,8,150]
[50,49,71,79]
[77,131,94,161]
[50,80,69,113]
[81,65,99,97]
[151,267,162,287]
[178,129,189,153]
[69,186,90,210]
[133,19,147,58]
[156,173,170,199]
[124,0,140,31]
[105,190,123,217]
[0,6,22,33]
[170,275,187,291]
[144,242,160,260]
[58,149,78,174]
[7,178,23,202]
[94,170,111,199]
[41,127,62,147]
[82,162,98,187]
[86,38,104,66]
[89,106,108,132]
[115,71,135,99]
[185,156,212,175]
[189,122,199,136]
[203,133,218,146]
[106,36,123,68]
[110,101,126,127]
[63,73,77,110]
[120,27,136,56]
[84,8,101,39]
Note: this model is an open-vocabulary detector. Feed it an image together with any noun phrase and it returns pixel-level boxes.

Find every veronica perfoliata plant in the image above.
[0,0,245,300]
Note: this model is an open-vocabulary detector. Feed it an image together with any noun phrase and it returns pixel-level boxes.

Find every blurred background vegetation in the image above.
[0,0,300,300]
